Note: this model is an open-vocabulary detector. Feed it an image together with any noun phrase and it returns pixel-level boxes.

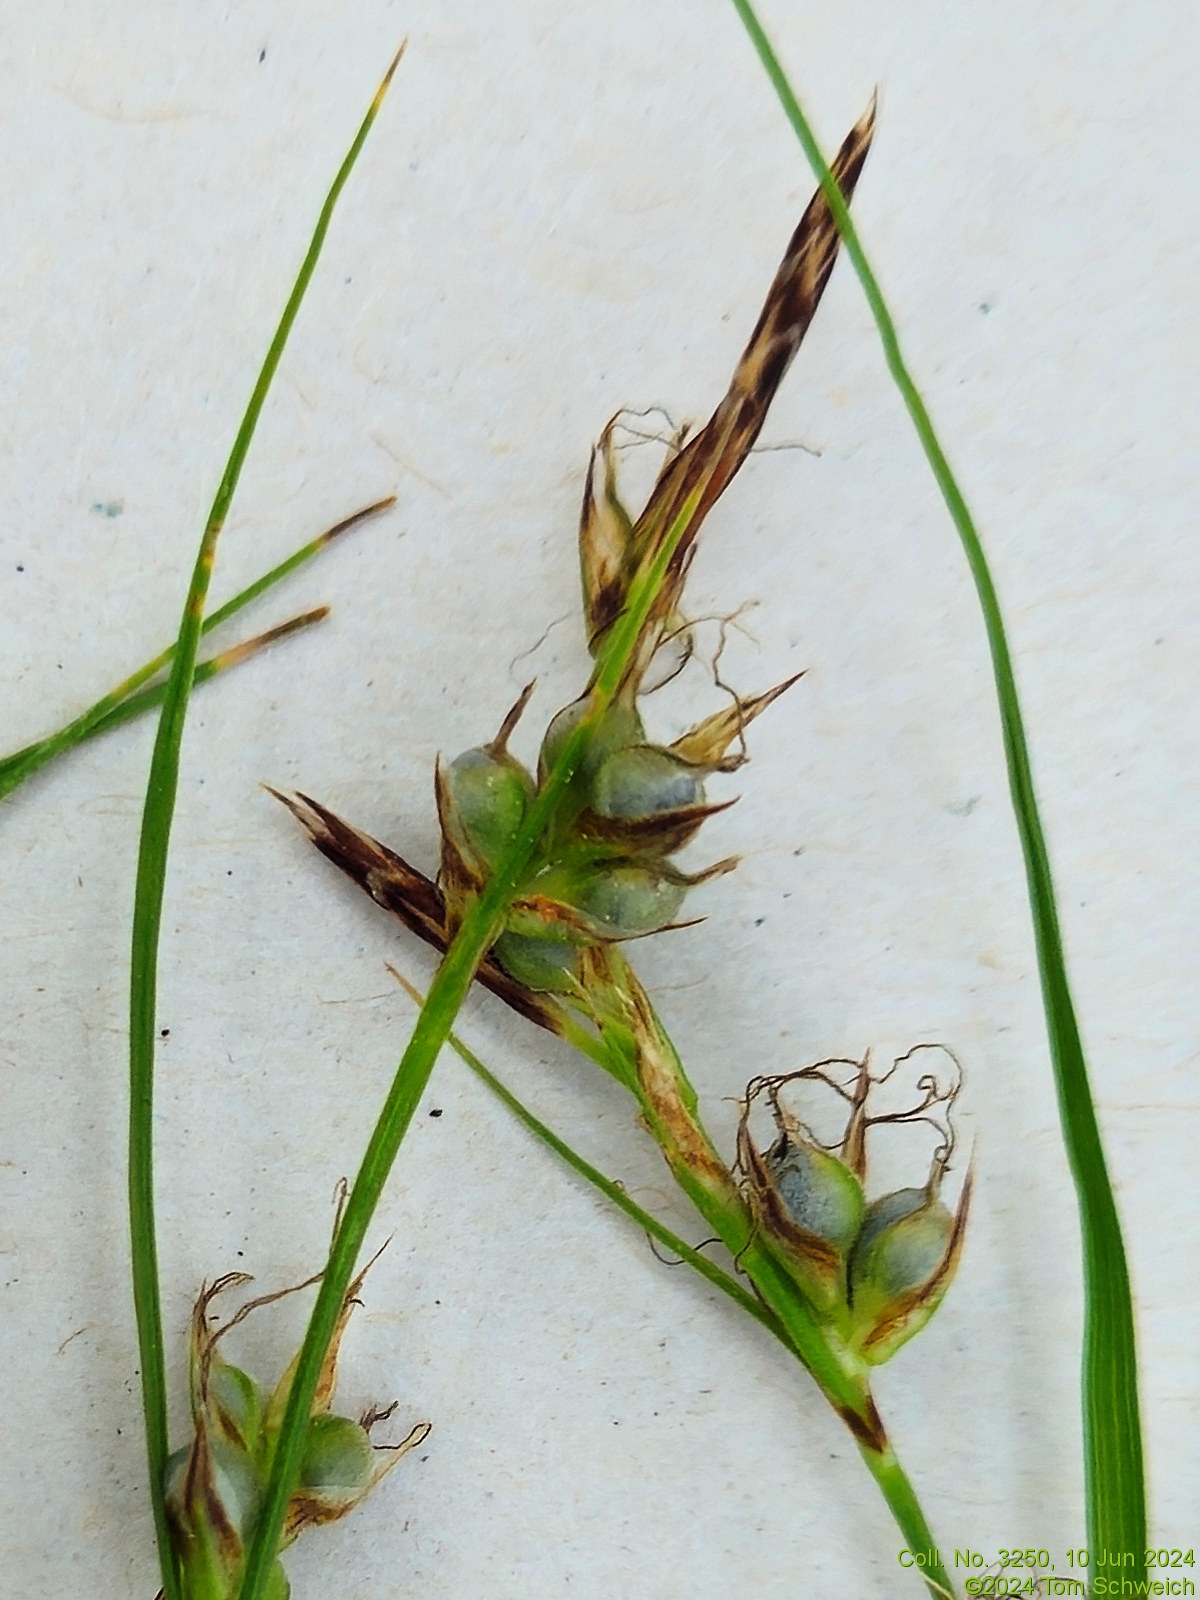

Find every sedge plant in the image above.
[7,25,1145,1600]
[271,102,967,1600]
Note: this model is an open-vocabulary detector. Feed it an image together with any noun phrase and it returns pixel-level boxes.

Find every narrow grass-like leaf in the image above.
[71,606,330,742]
[0,497,392,803]
[729,0,1146,1571]
[127,54,405,1600]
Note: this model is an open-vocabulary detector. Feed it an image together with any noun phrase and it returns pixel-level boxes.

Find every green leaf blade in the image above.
[728,0,1146,1574]
[0,498,392,804]
[126,53,405,1600]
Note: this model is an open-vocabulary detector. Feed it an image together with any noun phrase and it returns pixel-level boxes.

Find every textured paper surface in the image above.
[2,3,1196,1595]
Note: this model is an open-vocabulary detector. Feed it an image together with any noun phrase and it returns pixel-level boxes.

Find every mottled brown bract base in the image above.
[838,1393,889,1455]
[266,787,563,1034]
[619,959,735,1191]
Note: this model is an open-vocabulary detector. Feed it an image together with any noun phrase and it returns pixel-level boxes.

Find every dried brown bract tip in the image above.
[581,100,876,681]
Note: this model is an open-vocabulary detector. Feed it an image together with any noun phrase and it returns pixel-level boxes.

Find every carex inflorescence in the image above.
[275,91,971,1594]
[738,1048,972,1364]
[164,1259,427,1600]
[434,99,880,997]
[279,98,878,1024]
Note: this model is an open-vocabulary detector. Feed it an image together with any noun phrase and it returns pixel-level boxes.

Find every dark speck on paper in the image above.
[91,500,124,518]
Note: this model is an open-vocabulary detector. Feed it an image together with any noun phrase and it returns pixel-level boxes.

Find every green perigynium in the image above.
[538,691,646,788]
[590,743,706,818]
[441,682,539,876]
[164,1266,428,1600]
[738,1050,971,1361]
[772,1136,867,1257]
[443,746,536,871]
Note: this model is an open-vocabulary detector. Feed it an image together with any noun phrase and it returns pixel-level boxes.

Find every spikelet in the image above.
[738,1049,970,1361]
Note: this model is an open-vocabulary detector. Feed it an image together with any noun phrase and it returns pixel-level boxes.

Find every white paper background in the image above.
[2,2,1196,1596]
